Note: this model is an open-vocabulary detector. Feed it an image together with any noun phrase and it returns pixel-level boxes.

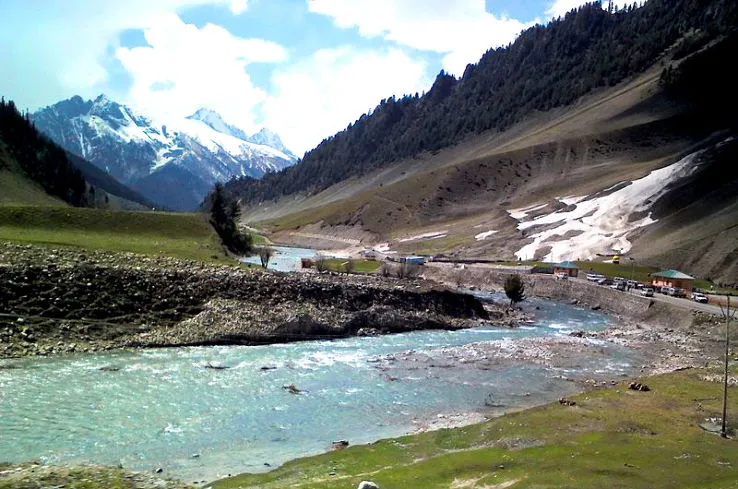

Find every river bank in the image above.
[422,262,728,375]
[0,242,494,359]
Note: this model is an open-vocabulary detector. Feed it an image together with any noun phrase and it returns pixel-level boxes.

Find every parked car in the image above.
[641,288,654,297]
[587,273,605,282]
[692,292,709,303]
[597,277,611,285]
[610,282,626,291]
[556,272,569,280]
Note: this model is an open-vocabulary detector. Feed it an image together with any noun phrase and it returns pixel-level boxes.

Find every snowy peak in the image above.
[31,95,298,210]
[186,108,295,157]
[248,128,295,157]
[187,108,246,140]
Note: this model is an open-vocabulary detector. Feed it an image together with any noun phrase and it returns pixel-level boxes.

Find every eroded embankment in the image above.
[0,243,492,358]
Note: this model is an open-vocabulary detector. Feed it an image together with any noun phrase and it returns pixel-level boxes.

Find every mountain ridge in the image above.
[222,0,738,206]
[32,95,297,210]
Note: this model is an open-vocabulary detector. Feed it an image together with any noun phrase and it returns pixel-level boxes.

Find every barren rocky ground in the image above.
[0,242,492,359]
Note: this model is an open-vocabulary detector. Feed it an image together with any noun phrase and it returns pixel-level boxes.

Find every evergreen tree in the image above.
[504,275,526,308]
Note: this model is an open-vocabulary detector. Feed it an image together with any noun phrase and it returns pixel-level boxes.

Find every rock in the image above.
[332,440,349,449]
[203,362,229,370]
[559,397,576,406]
[155,467,163,473]
[358,481,380,489]
[591,305,602,311]
[569,330,585,338]
[629,382,650,392]
[283,384,303,394]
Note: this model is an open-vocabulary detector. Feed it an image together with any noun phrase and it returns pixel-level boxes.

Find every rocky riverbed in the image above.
[0,243,495,359]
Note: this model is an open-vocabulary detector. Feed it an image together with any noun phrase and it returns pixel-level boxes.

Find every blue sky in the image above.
[0,0,620,154]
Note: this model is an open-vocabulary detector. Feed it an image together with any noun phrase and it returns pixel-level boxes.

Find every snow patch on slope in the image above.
[398,231,448,242]
[509,150,705,261]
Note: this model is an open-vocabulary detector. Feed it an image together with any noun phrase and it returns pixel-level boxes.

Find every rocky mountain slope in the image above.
[32,96,296,210]
[238,30,738,285]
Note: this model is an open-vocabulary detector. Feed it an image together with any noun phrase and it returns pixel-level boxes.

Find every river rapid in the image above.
[0,293,643,484]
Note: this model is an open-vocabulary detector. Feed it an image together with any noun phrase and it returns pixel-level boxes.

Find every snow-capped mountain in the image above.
[31,95,297,210]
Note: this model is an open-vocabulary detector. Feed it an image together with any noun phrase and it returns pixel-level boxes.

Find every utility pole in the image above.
[719,294,735,438]
[629,257,636,282]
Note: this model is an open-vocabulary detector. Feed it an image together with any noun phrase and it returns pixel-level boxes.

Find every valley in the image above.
[0,1,737,488]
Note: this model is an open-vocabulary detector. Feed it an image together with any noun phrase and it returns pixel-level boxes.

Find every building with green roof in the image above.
[652,269,695,294]
[553,260,579,277]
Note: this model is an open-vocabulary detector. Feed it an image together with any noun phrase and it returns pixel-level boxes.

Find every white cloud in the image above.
[0,0,251,110]
[307,0,536,76]
[117,14,285,132]
[546,0,637,19]
[262,46,431,155]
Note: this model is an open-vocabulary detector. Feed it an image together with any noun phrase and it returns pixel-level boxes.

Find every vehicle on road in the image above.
[641,288,654,297]
[555,272,569,280]
[692,292,709,303]
[610,282,626,291]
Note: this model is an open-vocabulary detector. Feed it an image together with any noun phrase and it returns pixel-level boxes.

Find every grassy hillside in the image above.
[0,144,67,207]
[212,368,738,489]
[0,206,226,262]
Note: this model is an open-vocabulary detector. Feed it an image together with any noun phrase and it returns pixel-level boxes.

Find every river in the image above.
[0,293,643,484]
[241,246,317,272]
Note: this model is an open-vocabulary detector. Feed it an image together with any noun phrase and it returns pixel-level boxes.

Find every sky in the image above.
[0,0,631,155]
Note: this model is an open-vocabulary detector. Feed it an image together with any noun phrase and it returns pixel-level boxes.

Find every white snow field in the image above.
[509,149,705,261]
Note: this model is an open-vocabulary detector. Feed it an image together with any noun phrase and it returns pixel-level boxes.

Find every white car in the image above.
[691,292,708,303]
[641,288,654,297]
[556,272,569,280]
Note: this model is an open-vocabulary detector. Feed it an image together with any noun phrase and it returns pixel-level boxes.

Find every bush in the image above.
[314,255,328,272]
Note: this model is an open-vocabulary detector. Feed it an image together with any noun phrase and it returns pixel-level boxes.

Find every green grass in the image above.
[0,205,228,262]
[210,368,738,489]
[0,170,67,207]
[321,258,381,274]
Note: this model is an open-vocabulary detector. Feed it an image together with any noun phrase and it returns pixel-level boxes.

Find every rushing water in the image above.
[0,294,642,483]
[241,246,317,272]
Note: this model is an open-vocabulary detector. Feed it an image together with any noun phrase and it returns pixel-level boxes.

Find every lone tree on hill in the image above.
[258,247,274,268]
[208,183,253,254]
[504,274,526,308]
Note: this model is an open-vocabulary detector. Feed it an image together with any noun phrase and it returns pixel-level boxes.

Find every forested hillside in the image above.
[224,0,738,204]
[0,98,87,206]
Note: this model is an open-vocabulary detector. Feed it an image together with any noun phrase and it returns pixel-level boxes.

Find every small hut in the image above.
[651,269,695,294]
[553,260,579,277]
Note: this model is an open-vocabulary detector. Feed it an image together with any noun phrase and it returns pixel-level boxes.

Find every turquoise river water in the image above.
[0,293,642,483]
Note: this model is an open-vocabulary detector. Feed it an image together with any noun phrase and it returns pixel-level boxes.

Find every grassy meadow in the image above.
[0,205,227,262]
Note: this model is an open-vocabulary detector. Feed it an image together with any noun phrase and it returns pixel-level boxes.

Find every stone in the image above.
[358,482,380,489]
